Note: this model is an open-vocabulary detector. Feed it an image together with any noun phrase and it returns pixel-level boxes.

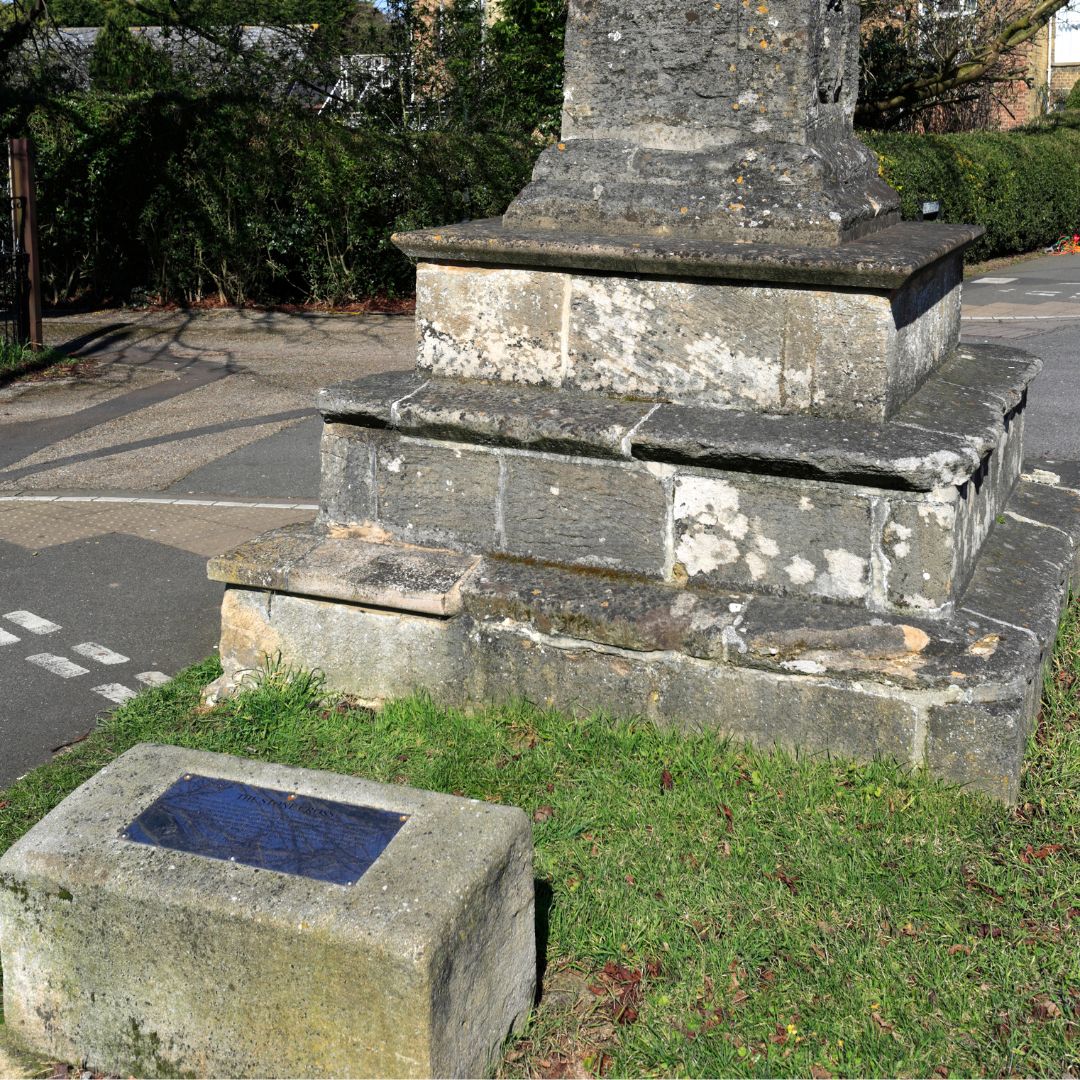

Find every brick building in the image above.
[995,0,1080,125]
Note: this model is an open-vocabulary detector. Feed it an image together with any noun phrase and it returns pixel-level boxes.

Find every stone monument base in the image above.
[207,469,1079,804]
[0,745,535,1079]
[205,213,1078,804]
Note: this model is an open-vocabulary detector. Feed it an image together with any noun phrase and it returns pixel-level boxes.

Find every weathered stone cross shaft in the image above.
[506,0,900,244]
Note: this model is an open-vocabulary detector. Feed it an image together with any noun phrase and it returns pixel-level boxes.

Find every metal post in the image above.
[8,138,43,350]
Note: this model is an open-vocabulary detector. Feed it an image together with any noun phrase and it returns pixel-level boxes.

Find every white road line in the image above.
[73,642,131,665]
[27,653,89,678]
[92,683,138,704]
[0,495,318,510]
[4,610,61,634]
[0,629,21,646]
[136,671,171,687]
[973,276,1017,284]
[0,496,320,522]
[1026,290,1061,297]
[962,314,1080,321]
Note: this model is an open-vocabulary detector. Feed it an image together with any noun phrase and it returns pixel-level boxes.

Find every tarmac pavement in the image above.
[0,255,1077,789]
[1,308,414,787]
[961,252,1080,463]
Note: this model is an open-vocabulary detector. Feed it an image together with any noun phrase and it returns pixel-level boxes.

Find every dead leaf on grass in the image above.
[533,805,555,823]
[1020,843,1063,863]
[532,1052,596,1078]
[587,960,661,1027]
[870,1008,902,1041]
[961,867,1004,902]
[1032,994,1063,1021]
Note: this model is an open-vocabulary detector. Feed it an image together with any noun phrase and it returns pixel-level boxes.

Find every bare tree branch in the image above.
[857,0,1074,123]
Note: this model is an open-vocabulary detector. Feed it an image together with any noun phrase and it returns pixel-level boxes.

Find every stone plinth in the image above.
[399,220,979,420]
[0,744,535,1079]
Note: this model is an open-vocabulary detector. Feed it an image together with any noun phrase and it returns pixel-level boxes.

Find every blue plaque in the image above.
[124,774,408,886]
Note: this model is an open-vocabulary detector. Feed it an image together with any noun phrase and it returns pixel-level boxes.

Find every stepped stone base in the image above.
[315,345,1038,618]
[208,477,1080,803]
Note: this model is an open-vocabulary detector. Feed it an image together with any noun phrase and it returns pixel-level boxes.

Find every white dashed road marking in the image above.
[92,683,138,704]
[0,629,20,646]
[136,671,171,687]
[973,276,1017,284]
[4,610,61,634]
[1027,290,1061,297]
[27,653,90,678]
[73,642,131,665]
[0,495,317,510]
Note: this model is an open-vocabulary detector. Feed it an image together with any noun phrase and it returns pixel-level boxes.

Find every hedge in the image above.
[26,92,536,306]
[22,92,1080,305]
[862,114,1080,263]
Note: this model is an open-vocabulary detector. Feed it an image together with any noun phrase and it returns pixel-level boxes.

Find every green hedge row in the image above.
[862,114,1080,263]
[27,92,535,306]
[24,92,1080,305]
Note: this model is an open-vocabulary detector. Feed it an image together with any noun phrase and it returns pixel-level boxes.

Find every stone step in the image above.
[206,478,1080,802]
[208,525,479,617]
[313,347,1033,618]
[319,344,1038,492]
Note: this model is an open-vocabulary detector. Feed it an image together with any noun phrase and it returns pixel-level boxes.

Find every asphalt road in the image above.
[961,253,1080,462]
[1,257,1078,789]
[0,309,414,788]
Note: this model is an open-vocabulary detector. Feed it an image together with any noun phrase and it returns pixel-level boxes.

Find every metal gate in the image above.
[2,139,37,350]
[2,152,21,347]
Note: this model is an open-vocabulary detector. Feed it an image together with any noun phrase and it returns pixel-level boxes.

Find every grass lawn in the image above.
[1,604,1077,1078]
[0,341,74,385]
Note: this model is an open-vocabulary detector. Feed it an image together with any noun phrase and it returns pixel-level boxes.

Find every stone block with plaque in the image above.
[0,743,535,1079]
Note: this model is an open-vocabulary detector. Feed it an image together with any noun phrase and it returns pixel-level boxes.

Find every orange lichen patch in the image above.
[679,206,689,214]
[900,626,931,653]
[969,633,1001,658]
[735,176,744,184]
[557,142,566,151]
[760,38,769,47]
[328,522,394,542]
